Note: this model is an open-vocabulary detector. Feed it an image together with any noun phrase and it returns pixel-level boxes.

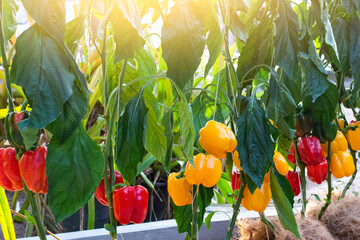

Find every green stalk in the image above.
[11,191,19,210]
[318,141,332,219]
[293,139,307,217]
[22,184,47,240]
[341,149,357,198]
[0,0,14,112]
[260,212,277,232]
[225,170,246,240]
[87,195,95,230]
[190,185,199,240]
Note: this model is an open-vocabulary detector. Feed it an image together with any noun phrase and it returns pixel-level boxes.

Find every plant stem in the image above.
[22,184,47,240]
[341,149,357,198]
[11,191,19,210]
[0,0,14,112]
[293,139,307,217]
[225,170,246,240]
[87,195,95,230]
[190,185,199,240]
[318,141,332,219]
[260,212,277,232]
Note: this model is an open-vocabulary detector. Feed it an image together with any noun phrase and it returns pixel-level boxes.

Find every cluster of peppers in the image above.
[94,170,148,225]
[168,120,235,206]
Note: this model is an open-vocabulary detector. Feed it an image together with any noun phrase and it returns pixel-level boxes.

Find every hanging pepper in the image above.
[330,151,355,179]
[287,143,296,164]
[0,148,23,191]
[295,113,312,137]
[297,136,324,165]
[336,118,344,130]
[168,172,192,206]
[285,171,301,196]
[95,170,124,206]
[199,120,237,159]
[306,159,328,184]
[19,146,48,193]
[242,175,271,212]
[273,151,289,175]
[113,185,148,225]
[321,131,348,157]
[233,150,242,170]
[185,153,222,187]
[4,111,29,149]
[231,170,241,191]
[345,121,360,151]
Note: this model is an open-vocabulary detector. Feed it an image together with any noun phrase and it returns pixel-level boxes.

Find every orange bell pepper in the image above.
[321,131,348,157]
[345,121,360,151]
[167,172,192,206]
[233,150,242,170]
[330,151,355,179]
[273,151,289,176]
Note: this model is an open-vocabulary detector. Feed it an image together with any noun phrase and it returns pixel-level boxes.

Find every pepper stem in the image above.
[318,141,332,219]
[293,139,307,217]
[340,149,357,198]
[190,185,199,240]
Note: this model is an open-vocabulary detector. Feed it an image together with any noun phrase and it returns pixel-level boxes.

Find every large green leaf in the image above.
[111,0,145,62]
[235,97,275,188]
[65,14,87,54]
[272,165,294,207]
[270,168,300,238]
[274,0,299,80]
[349,17,360,100]
[116,93,148,183]
[178,98,195,162]
[22,0,66,42]
[161,111,173,173]
[47,125,104,222]
[11,24,74,129]
[3,0,18,43]
[161,0,205,89]
[333,18,350,74]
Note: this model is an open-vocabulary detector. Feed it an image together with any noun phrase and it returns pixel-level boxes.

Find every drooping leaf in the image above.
[65,14,87,54]
[47,125,104,222]
[333,18,350,74]
[270,168,300,238]
[116,93,148,183]
[274,0,299,79]
[236,97,275,188]
[11,24,74,129]
[230,13,248,43]
[272,165,294,207]
[178,98,196,162]
[3,0,18,43]
[162,111,173,173]
[197,185,214,228]
[111,0,145,62]
[22,0,66,42]
[349,17,360,100]
[161,0,205,89]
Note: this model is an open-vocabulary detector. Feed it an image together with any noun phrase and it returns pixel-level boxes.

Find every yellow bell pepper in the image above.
[199,120,237,159]
[273,151,289,176]
[242,182,271,212]
[185,153,222,187]
[336,118,345,130]
[167,172,192,206]
[330,151,355,179]
[233,150,242,170]
[345,121,360,151]
[321,131,348,157]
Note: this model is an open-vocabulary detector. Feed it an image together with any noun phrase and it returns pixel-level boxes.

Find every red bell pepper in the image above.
[287,143,296,164]
[113,185,148,225]
[285,171,301,196]
[231,171,241,191]
[297,136,324,165]
[19,146,48,193]
[307,158,328,184]
[0,148,23,191]
[95,170,124,206]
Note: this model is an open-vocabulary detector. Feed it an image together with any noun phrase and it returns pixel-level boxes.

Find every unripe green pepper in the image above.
[4,111,29,149]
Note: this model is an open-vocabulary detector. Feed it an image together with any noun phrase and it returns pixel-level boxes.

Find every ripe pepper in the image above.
[0,148,23,191]
[345,121,360,150]
[95,170,124,206]
[287,143,296,164]
[19,146,48,193]
[233,150,242,170]
[199,120,237,159]
[185,153,222,187]
[306,159,328,184]
[4,111,29,149]
[273,151,289,175]
[295,113,312,137]
[231,170,241,191]
[113,185,148,225]
[321,131,348,157]
[336,118,344,130]
[242,176,271,213]
[297,136,324,165]
[168,172,192,206]
[330,151,355,179]
[285,171,301,196]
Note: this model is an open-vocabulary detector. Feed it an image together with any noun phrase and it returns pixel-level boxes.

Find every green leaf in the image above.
[350,17,360,100]
[162,111,174,173]
[111,0,145,62]
[197,185,214,228]
[161,0,205,89]
[272,165,294,207]
[144,101,167,164]
[173,202,192,234]
[22,0,66,42]
[19,126,40,150]
[178,98,195,162]
[270,168,300,238]
[65,14,87,54]
[235,97,275,188]
[11,24,74,129]
[24,210,36,225]
[230,13,248,43]
[136,48,157,77]
[333,18,350,74]
[116,93,148,183]
[3,0,18,43]
[47,125,104,222]
[217,176,234,204]
[205,212,217,231]
[274,0,299,80]
[104,223,116,233]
